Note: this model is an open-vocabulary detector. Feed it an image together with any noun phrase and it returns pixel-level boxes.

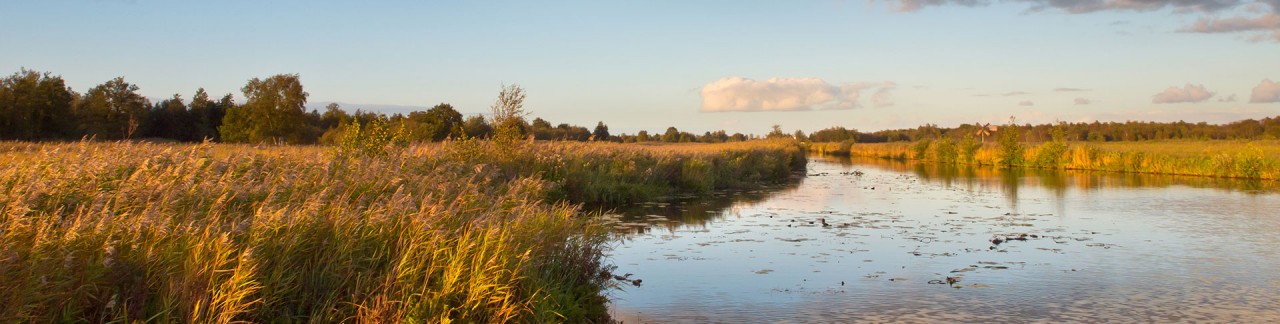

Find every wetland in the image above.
[606,155,1280,322]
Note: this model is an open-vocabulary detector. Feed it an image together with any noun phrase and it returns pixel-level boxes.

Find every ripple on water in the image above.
[607,157,1280,322]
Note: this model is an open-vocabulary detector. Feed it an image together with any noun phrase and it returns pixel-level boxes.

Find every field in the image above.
[0,139,804,323]
[810,140,1280,180]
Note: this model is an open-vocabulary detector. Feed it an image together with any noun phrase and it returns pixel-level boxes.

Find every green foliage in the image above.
[441,134,485,163]
[997,125,1025,167]
[1033,140,1068,167]
[220,74,311,144]
[404,103,464,142]
[462,114,492,139]
[1234,145,1267,179]
[333,118,408,157]
[661,127,680,143]
[911,138,933,160]
[766,124,791,140]
[489,84,528,160]
[79,77,150,140]
[959,134,981,164]
[592,121,609,141]
[0,69,76,140]
[933,137,958,163]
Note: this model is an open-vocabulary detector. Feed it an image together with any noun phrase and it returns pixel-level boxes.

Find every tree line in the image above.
[799,117,1280,143]
[0,69,767,144]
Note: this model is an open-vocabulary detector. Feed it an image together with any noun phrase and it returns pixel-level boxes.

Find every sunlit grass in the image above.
[809,140,1280,180]
[0,139,804,322]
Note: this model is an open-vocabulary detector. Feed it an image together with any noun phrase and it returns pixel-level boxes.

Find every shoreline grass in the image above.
[0,139,805,323]
[809,140,1280,180]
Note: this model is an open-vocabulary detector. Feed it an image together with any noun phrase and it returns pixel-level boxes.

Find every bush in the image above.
[933,137,958,163]
[959,134,981,164]
[997,126,1024,167]
[333,118,408,158]
[911,139,933,160]
[1033,141,1068,168]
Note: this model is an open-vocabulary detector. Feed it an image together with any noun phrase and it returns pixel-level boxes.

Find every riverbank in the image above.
[808,140,1280,180]
[0,139,805,322]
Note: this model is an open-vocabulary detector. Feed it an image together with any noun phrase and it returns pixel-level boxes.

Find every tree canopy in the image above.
[0,69,75,140]
[220,74,310,144]
[79,77,150,140]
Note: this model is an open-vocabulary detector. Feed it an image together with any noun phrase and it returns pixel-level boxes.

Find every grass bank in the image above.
[0,139,804,323]
[809,139,1280,180]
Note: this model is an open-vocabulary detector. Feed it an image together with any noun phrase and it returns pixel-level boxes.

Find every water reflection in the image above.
[607,155,1280,322]
[818,154,1279,196]
[600,179,803,233]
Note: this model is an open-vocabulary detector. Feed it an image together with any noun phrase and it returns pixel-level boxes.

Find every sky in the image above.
[2,0,1278,134]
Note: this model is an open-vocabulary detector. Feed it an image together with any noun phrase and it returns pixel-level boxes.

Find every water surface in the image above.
[605,155,1280,322]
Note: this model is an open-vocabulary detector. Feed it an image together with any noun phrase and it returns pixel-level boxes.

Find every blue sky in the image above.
[2,0,1278,134]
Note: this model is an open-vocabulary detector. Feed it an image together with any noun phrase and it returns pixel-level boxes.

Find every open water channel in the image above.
[604,155,1280,322]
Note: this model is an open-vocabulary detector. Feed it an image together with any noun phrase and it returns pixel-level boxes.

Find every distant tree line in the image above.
[803,118,1280,143]
[0,69,234,141]
[0,69,764,144]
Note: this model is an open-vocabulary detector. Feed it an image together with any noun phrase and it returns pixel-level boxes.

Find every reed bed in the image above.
[809,140,1280,180]
[0,139,804,323]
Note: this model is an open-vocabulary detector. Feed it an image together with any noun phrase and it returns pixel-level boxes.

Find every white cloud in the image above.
[1074,97,1092,105]
[1018,100,1034,106]
[699,77,895,112]
[1218,94,1238,102]
[1251,78,1280,103]
[1183,13,1280,32]
[1181,13,1280,42]
[1152,84,1215,103]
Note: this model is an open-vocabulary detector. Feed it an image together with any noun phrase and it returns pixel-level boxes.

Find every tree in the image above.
[78,77,150,140]
[661,127,680,143]
[319,103,349,129]
[189,88,230,141]
[146,94,193,141]
[592,121,609,141]
[409,103,463,141]
[766,124,791,140]
[529,117,556,140]
[0,69,76,140]
[489,84,528,155]
[997,122,1024,167]
[462,114,492,139]
[220,74,310,144]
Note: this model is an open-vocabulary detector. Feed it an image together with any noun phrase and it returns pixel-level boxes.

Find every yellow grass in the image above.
[809,140,1280,180]
[0,139,805,322]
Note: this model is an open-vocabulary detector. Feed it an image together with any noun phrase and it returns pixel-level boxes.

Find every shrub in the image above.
[333,118,408,157]
[911,139,933,160]
[933,137,958,163]
[996,125,1024,167]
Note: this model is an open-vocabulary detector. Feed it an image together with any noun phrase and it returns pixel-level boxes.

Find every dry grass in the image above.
[0,139,804,322]
[811,140,1280,180]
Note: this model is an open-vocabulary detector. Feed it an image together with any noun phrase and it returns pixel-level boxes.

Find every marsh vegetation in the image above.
[0,139,804,322]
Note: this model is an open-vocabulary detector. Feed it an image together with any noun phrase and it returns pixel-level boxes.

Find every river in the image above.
[604,155,1280,322]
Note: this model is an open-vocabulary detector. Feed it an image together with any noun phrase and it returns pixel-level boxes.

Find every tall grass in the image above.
[0,139,804,322]
[808,140,1280,180]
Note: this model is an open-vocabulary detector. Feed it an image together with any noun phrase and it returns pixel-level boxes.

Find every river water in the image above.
[604,155,1280,323]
